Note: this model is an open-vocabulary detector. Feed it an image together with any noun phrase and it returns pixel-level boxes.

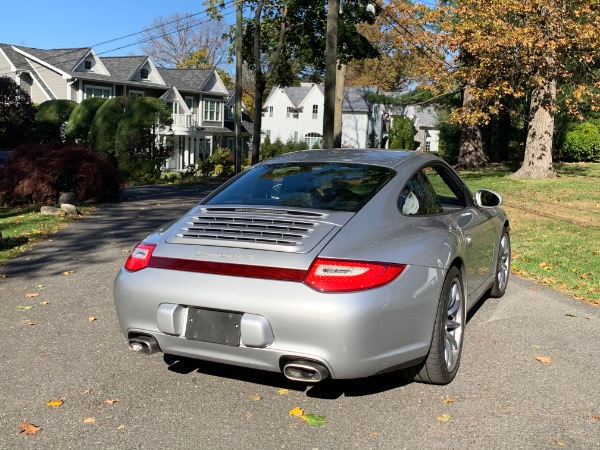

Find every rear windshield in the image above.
[203,162,396,212]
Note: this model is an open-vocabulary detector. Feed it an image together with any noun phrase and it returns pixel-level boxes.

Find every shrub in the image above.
[34,99,77,143]
[207,148,234,176]
[89,96,135,157]
[0,143,122,205]
[65,97,107,144]
[388,116,415,150]
[558,121,600,162]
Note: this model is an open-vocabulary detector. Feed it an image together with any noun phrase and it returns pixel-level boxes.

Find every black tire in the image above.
[490,228,510,298]
[403,266,466,385]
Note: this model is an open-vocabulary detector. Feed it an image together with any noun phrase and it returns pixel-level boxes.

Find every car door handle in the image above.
[465,235,473,247]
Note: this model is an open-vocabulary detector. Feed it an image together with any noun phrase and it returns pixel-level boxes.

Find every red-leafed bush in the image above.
[0,143,122,205]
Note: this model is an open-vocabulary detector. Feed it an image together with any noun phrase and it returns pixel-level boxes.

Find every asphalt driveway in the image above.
[0,183,598,449]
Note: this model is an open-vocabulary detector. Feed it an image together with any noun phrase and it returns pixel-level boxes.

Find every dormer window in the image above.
[84,60,92,70]
[140,68,149,80]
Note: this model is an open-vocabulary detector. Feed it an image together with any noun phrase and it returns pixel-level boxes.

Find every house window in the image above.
[85,86,111,98]
[140,68,149,79]
[227,137,235,150]
[269,106,273,117]
[312,105,318,119]
[227,106,234,120]
[167,102,179,114]
[84,60,92,70]
[287,107,292,118]
[185,96,195,110]
[304,132,322,148]
[204,99,221,122]
[425,140,431,152]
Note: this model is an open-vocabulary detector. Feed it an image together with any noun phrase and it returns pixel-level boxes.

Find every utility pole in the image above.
[234,0,243,173]
[323,0,340,149]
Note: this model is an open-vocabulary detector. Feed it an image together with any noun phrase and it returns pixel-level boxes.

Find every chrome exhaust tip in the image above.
[282,360,329,383]
[128,335,160,355]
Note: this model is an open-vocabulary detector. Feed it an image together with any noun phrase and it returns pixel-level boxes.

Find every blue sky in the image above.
[0,0,236,57]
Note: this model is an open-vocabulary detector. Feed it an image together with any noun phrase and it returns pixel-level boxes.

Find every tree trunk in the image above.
[251,1,264,166]
[333,63,346,148]
[455,86,488,169]
[510,78,557,179]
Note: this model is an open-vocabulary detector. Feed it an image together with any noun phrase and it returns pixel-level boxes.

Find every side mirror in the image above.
[475,189,502,208]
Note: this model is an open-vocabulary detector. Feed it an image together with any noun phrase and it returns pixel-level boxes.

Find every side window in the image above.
[398,166,466,215]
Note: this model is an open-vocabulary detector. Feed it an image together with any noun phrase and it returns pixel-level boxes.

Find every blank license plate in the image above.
[185,308,241,346]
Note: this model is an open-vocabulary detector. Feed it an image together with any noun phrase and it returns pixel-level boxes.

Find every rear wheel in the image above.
[404,266,465,385]
[490,228,510,298]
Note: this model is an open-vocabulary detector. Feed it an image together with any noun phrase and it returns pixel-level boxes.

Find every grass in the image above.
[0,205,92,265]
[1,163,599,305]
[460,162,600,305]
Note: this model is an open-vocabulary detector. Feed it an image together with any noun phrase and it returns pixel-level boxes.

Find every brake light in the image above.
[124,242,157,272]
[304,258,406,292]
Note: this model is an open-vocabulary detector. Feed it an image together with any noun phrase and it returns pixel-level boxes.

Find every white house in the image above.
[261,83,384,148]
[383,103,440,153]
[0,43,252,169]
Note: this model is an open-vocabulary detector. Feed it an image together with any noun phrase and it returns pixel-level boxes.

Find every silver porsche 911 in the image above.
[114,149,510,385]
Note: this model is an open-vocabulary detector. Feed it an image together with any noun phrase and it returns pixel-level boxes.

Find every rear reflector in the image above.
[124,242,157,272]
[304,258,406,292]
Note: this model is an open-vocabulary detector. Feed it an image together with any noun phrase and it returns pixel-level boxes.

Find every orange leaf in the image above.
[88,316,97,322]
[19,421,42,435]
[40,301,50,306]
[83,417,95,424]
[554,440,566,446]
[443,396,456,404]
[534,355,552,364]
[62,271,74,276]
[103,399,118,405]
[25,293,39,298]
[47,400,63,408]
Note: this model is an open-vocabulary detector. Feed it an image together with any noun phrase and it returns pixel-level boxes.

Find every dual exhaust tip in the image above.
[128,335,329,383]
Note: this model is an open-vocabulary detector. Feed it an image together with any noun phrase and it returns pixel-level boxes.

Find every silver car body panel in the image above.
[114,149,509,379]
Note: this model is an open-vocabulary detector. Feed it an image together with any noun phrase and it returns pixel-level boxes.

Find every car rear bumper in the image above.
[113,264,443,379]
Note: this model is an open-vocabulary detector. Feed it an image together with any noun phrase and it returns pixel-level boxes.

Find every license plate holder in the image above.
[185,308,241,346]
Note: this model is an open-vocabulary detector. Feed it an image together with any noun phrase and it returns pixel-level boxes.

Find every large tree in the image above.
[0,76,36,148]
[140,13,230,69]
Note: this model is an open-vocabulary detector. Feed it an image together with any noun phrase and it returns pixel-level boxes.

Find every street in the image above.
[1,183,598,450]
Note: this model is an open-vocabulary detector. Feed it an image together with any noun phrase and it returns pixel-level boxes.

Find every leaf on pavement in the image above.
[117,424,126,430]
[534,355,552,364]
[25,293,39,298]
[554,439,566,446]
[0,274,7,278]
[83,417,95,424]
[16,306,34,310]
[289,407,304,417]
[249,394,262,401]
[88,316,97,322]
[19,421,42,435]
[591,415,600,422]
[62,271,75,276]
[40,301,50,306]
[302,413,327,426]
[37,285,45,289]
[47,400,63,408]
[443,396,456,404]
[82,389,92,395]
[437,414,452,423]
[277,389,289,396]
[565,313,576,317]
[24,320,37,326]
[103,399,118,405]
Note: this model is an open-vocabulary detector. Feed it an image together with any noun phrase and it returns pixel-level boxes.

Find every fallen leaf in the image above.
[539,262,548,268]
[83,417,95,424]
[565,314,576,317]
[443,396,456,405]
[117,424,126,430]
[289,407,304,417]
[103,399,118,405]
[62,271,74,276]
[554,439,566,446]
[249,394,262,401]
[25,293,39,298]
[437,414,452,423]
[88,316,97,322]
[47,400,63,408]
[37,285,45,289]
[0,274,7,278]
[16,306,34,310]
[302,413,327,426]
[581,273,588,279]
[19,421,42,435]
[534,355,552,364]
[24,320,37,326]
[40,301,50,306]
[532,345,541,349]
[590,415,599,422]
[369,432,379,437]
[277,389,289,396]
[246,412,253,419]
[82,389,91,395]
[122,249,131,253]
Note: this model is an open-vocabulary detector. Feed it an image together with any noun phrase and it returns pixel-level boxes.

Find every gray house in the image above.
[0,43,251,169]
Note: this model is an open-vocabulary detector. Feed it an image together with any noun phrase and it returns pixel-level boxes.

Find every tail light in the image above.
[124,242,157,272]
[304,258,406,292]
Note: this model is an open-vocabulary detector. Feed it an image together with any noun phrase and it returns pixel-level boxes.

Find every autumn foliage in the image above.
[0,143,122,206]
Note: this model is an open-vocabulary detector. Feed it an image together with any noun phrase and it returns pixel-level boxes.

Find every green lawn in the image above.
[1,163,599,305]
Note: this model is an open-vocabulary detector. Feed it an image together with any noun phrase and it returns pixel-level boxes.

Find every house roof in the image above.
[157,68,215,93]
[11,45,91,73]
[343,86,378,113]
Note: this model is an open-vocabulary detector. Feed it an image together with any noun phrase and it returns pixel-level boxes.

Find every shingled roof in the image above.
[157,68,214,93]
